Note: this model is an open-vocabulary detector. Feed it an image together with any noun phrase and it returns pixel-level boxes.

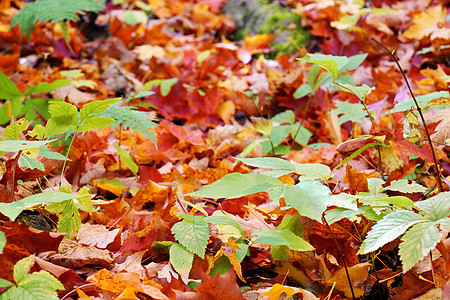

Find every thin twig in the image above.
[370,37,444,192]
[323,213,356,300]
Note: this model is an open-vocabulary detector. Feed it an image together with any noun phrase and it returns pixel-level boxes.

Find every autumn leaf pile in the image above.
[0,0,449,299]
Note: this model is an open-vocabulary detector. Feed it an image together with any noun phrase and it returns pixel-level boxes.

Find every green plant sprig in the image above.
[370,37,444,192]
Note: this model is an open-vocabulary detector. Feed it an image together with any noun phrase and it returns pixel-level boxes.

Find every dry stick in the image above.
[322,213,356,300]
[370,37,444,192]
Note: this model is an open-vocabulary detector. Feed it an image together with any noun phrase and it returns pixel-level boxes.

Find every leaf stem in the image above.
[59,128,78,187]
[370,37,443,192]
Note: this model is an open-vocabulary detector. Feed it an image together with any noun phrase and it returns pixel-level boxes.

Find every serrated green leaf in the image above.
[160,78,178,97]
[15,271,63,299]
[186,173,282,199]
[0,139,54,152]
[170,243,194,278]
[171,220,209,258]
[331,101,368,125]
[294,84,312,99]
[24,80,70,96]
[27,125,46,139]
[283,180,330,221]
[78,116,115,132]
[0,191,84,221]
[254,229,314,251]
[399,222,441,272]
[359,210,428,254]
[291,163,331,181]
[79,98,120,122]
[383,179,427,194]
[14,255,35,284]
[298,54,349,79]
[390,91,450,113]
[329,193,358,210]
[45,116,74,136]
[415,192,450,221]
[367,178,385,195]
[3,118,30,140]
[0,72,22,99]
[48,101,78,118]
[57,199,81,238]
[114,143,139,175]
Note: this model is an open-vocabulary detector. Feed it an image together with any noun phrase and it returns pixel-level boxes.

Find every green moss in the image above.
[257,3,309,55]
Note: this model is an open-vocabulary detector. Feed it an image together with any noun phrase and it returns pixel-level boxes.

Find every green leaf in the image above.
[19,155,45,171]
[358,210,428,254]
[39,146,70,161]
[0,191,84,221]
[324,207,359,225]
[298,54,349,79]
[283,180,331,221]
[141,79,163,91]
[374,196,414,209]
[415,192,450,221]
[251,117,273,136]
[78,116,115,132]
[48,101,78,118]
[10,0,104,40]
[329,193,358,210]
[79,98,120,122]
[399,222,441,272]
[114,143,139,175]
[186,173,282,199]
[3,118,30,140]
[14,255,35,284]
[56,200,81,238]
[160,78,178,97]
[0,139,54,152]
[100,102,157,145]
[24,80,70,95]
[272,110,295,125]
[334,83,374,100]
[171,219,209,258]
[254,229,314,251]
[203,213,244,234]
[277,215,303,237]
[210,255,232,276]
[0,72,22,99]
[0,231,5,254]
[307,64,321,87]
[237,157,297,171]
[338,53,368,74]
[330,101,368,125]
[23,98,51,124]
[271,245,291,261]
[289,123,313,145]
[170,243,194,278]
[383,179,427,194]
[291,163,331,181]
[60,69,84,78]
[294,84,312,99]
[15,271,64,299]
[390,91,450,113]
[28,125,46,139]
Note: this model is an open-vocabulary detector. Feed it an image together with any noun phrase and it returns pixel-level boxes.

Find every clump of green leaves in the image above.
[10,0,105,41]
[0,255,64,299]
[0,72,70,125]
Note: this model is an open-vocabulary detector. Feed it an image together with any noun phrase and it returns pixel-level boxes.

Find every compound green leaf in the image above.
[78,116,115,132]
[359,210,428,254]
[272,110,295,124]
[48,101,77,118]
[399,222,441,272]
[293,84,312,99]
[289,123,313,145]
[187,173,282,199]
[338,53,368,74]
[334,83,374,100]
[19,155,45,171]
[14,255,35,284]
[15,271,64,300]
[330,101,367,125]
[283,180,331,221]
[390,91,450,113]
[79,98,120,122]
[3,119,30,140]
[170,243,194,278]
[171,219,209,258]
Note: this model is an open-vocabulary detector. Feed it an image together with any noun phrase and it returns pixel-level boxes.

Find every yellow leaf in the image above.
[402,5,447,40]
[264,283,299,300]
